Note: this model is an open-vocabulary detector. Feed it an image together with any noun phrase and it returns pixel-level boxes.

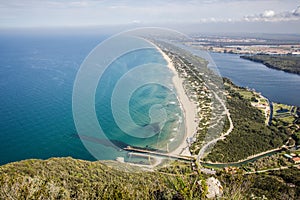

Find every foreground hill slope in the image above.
[1,156,300,199]
[0,157,204,199]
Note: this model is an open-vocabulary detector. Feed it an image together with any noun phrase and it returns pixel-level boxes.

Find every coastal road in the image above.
[201,147,282,167]
[173,54,234,163]
[161,45,233,165]
[191,67,234,162]
[196,93,233,162]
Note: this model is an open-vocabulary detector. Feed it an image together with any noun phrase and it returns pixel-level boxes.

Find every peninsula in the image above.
[1,41,299,200]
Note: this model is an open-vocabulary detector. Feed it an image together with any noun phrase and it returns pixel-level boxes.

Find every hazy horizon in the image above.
[0,0,300,34]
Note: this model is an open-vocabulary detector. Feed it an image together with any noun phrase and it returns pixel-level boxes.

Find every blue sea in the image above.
[0,33,185,165]
[1,32,300,165]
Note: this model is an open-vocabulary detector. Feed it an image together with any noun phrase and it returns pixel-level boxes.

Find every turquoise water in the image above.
[89,46,185,160]
[1,33,300,165]
[78,45,184,159]
[0,34,184,165]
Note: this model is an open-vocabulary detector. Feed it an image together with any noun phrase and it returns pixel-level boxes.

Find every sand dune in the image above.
[154,45,198,156]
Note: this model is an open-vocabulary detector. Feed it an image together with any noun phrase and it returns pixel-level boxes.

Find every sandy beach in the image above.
[120,42,198,168]
[154,45,198,157]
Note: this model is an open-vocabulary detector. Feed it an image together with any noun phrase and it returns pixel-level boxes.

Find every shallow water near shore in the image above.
[0,34,185,165]
[1,34,299,165]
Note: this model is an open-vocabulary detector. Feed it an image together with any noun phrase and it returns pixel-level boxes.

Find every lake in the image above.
[210,52,300,106]
[0,33,299,165]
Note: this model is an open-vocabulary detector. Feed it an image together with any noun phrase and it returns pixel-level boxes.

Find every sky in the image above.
[0,0,300,33]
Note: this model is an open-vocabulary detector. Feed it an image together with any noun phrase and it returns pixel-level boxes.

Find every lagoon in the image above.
[210,52,300,107]
[0,34,299,165]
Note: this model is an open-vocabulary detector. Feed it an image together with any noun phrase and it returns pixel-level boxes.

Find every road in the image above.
[201,147,282,167]
[267,99,273,126]
[173,53,234,164]
[196,91,234,162]
[245,164,299,174]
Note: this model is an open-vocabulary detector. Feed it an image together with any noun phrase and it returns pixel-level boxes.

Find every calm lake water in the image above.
[210,52,300,106]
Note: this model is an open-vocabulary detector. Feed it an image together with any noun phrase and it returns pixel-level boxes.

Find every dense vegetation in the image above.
[272,104,300,146]
[206,80,288,162]
[245,153,290,171]
[218,167,300,200]
[1,45,299,200]
[0,157,205,199]
[1,156,299,200]
[241,55,300,75]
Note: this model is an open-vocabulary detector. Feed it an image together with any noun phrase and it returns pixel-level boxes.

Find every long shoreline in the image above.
[153,44,198,157]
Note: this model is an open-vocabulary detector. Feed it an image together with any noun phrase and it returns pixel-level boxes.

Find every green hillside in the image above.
[0,157,204,199]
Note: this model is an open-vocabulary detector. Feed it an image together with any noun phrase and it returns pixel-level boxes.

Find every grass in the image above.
[225,82,268,114]
[218,166,300,200]
[280,116,296,124]
[273,103,293,117]
[271,103,299,144]
[0,157,206,199]
[205,79,288,163]
[238,90,255,100]
[245,153,291,171]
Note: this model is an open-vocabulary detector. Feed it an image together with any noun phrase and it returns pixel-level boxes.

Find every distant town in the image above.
[188,35,300,55]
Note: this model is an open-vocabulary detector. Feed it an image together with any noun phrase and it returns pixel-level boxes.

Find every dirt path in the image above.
[196,90,234,162]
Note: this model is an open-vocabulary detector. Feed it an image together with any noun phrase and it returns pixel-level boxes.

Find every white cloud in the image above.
[293,6,300,16]
[0,0,299,28]
[262,10,275,18]
[69,1,89,7]
[244,5,300,22]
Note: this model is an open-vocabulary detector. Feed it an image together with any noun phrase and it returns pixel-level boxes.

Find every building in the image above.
[284,154,293,159]
[292,157,300,164]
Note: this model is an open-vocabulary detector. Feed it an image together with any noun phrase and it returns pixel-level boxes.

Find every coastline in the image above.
[154,44,198,157]
[240,55,300,75]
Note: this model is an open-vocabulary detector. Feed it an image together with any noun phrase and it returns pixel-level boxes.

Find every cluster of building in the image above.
[202,45,300,55]
[223,166,239,174]
[187,35,300,55]
[284,153,300,164]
